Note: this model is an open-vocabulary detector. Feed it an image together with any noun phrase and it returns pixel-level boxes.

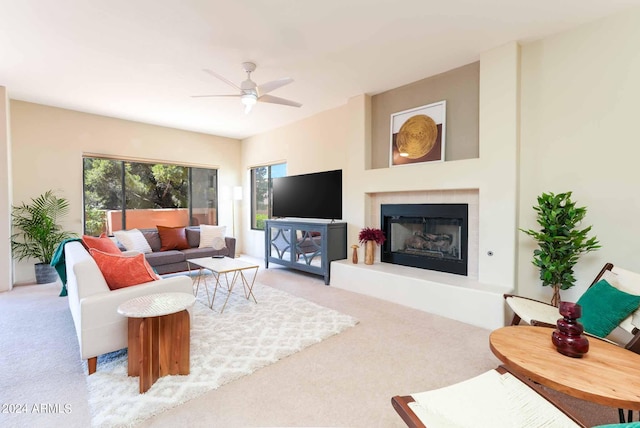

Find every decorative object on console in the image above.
[520,191,600,307]
[390,100,446,166]
[351,244,359,264]
[551,301,589,358]
[359,227,386,265]
[11,189,77,284]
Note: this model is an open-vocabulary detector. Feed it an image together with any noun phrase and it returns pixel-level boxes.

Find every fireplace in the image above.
[381,204,468,275]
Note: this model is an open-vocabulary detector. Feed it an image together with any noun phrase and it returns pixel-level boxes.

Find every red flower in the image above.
[358,227,386,245]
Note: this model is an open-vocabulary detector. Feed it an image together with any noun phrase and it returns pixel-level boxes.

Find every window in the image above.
[251,163,286,230]
[83,157,218,235]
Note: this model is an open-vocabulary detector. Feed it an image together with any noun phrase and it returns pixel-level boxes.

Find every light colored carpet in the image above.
[0,255,620,427]
[86,278,357,427]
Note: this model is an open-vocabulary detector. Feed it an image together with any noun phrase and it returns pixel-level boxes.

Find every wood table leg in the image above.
[139,317,160,394]
[87,357,97,375]
[159,309,190,376]
[127,317,142,376]
[126,310,191,393]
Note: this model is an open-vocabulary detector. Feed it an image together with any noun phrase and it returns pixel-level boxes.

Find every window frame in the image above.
[82,155,218,235]
[250,163,286,231]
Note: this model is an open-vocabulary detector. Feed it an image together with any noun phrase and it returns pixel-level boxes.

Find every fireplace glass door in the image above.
[381,204,468,276]
[389,217,462,260]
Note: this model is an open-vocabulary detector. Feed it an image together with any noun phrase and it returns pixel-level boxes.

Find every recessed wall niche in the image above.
[370,61,480,169]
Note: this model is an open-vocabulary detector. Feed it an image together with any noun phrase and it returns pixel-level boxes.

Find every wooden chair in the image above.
[391,366,587,428]
[504,263,640,354]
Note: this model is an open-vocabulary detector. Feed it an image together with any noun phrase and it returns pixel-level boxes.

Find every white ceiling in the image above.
[2,0,639,140]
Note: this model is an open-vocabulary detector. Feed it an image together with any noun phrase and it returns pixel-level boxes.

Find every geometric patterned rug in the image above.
[85,277,358,427]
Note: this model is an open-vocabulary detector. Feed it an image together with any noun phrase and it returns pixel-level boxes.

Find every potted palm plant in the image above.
[521,191,600,307]
[11,190,76,284]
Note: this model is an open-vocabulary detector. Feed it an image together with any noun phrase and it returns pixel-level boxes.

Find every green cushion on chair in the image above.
[577,279,640,338]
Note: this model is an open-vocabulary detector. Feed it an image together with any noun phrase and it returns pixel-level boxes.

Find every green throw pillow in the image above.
[577,279,640,338]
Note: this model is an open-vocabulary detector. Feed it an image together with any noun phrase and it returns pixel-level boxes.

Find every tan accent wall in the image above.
[9,101,241,284]
[370,62,479,169]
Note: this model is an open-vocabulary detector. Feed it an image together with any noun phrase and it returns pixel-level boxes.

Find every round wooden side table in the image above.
[118,292,195,393]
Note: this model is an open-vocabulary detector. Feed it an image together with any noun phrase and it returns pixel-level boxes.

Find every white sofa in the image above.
[64,241,193,374]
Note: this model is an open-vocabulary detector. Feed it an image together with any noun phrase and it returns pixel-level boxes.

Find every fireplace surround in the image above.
[381,203,468,275]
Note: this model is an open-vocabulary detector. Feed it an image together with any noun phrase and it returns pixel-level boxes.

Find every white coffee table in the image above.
[188,257,259,313]
[117,292,195,393]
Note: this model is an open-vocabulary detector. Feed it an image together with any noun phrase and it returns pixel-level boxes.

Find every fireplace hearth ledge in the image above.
[330,260,512,331]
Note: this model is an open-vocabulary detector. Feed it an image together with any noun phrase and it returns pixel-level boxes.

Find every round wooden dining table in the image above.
[489,325,640,411]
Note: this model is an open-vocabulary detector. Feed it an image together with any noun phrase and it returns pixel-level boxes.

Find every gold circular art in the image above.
[396,114,437,159]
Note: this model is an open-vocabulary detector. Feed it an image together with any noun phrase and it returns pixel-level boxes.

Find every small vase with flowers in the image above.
[358,227,386,265]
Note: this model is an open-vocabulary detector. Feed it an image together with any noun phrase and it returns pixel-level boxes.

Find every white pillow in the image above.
[113,229,153,254]
[602,269,640,329]
[199,225,227,250]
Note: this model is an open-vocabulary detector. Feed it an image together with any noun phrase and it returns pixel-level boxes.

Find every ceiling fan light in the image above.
[241,93,257,106]
[241,93,257,114]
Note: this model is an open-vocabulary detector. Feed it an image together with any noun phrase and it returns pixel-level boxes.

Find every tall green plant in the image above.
[11,190,76,265]
[521,191,600,307]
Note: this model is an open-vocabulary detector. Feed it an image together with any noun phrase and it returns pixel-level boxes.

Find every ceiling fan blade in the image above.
[202,69,241,91]
[191,94,241,98]
[258,94,302,108]
[257,77,293,96]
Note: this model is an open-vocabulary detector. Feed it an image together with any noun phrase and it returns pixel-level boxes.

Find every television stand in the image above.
[265,219,347,285]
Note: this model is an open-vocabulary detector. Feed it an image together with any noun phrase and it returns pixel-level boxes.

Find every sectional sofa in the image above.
[125,227,236,275]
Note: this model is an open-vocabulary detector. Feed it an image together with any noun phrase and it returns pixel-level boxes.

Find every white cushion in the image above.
[505,296,560,326]
[409,370,580,428]
[198,225,227,250]
[113,229,152,254]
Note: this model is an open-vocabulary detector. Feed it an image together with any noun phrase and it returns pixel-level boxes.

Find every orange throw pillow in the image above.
[82,233,121,254]
[89,248,160,290]
[157,225,190,251]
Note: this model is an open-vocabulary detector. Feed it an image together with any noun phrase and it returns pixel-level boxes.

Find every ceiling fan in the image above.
[193,62,302,114]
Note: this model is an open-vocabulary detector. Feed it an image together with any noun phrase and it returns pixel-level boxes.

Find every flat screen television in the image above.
[272,169,342,220]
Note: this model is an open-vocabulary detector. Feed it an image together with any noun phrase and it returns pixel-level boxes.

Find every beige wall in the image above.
[241,104,350,257]
[9,101,241,284]
[517,7,640,302]
[371,62,480,168]
[0,87,11,292]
